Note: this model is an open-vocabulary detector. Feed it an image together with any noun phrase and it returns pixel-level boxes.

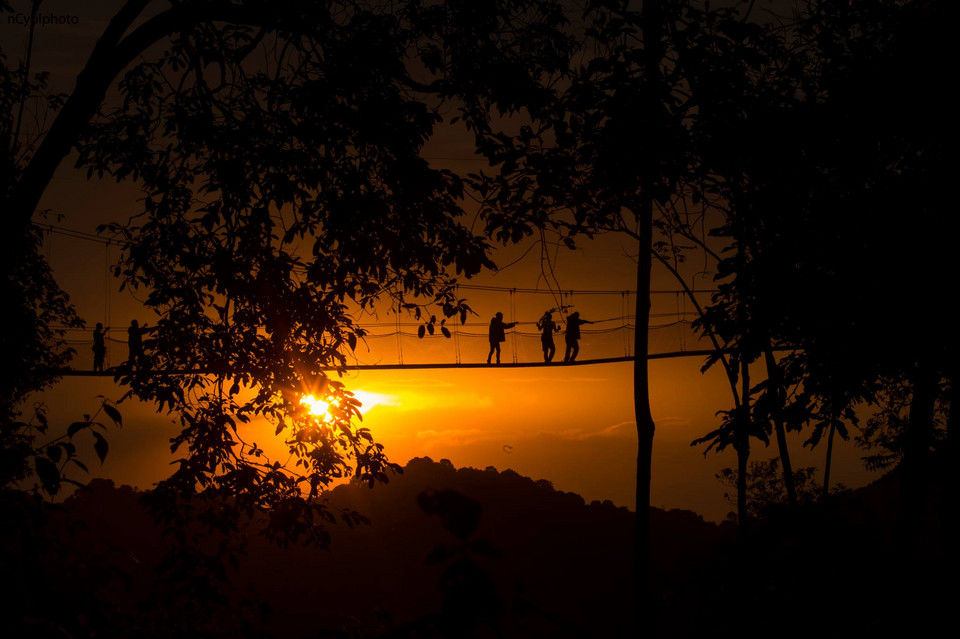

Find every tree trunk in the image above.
[896,357,938,555]
[7,0,152,240]
[633,200,655,627]
[736,356,750,528]
[6,0,282,239]
[634,0,666,628]
[821,421,835,501]
[946,368,959,573]
[764,346,797,506]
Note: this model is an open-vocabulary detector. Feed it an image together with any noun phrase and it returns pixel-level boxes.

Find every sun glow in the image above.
[299,390,399,422]
[350,390,399,411]
[300,394,332,419]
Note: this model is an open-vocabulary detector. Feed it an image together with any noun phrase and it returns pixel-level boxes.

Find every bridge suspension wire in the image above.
[677,292,684,352]
[37,221,717,370]
[57,347,801,378]
[105,243,112,368]
[510,288,518,364]
[456,283,716,296]
[622,291,629,357]
[35,221,717,302]
[395,303,403,365]
[34,222,124,247]
[51,305,700,371]
[453,284,462,365]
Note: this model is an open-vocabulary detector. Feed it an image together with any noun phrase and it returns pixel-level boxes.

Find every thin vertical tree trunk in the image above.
[635,0,665,628]
[633,205,654,627]
[896,357,937,554]
[822,421,835,501]
[764,346,797,506]
[736,356,751,526]
[946,368,958,573]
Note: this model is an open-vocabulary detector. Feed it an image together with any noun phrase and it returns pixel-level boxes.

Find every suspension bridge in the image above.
[38,222,723,375]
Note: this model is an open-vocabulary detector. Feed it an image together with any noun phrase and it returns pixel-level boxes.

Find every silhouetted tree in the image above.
[0,0,568,631]
[678,0,954,541]
[716,458,826,522]
[468,0,691,619]
[829,0,949,561]
[0,4,81,424]
[857,376,949,473]
[679,1,817,525]
[768,0,955,554]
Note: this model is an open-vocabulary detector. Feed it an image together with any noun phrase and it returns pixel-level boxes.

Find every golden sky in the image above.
[13,0,880,522]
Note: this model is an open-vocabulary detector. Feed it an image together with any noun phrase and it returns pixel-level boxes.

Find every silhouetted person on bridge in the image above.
[92,323,108,371]
[536,311,560,363]
[563,311,594,363]
[487,312,517,364]
[127,320,154,369]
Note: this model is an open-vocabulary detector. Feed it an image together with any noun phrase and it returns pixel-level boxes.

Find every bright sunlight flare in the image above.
[300,394,332,419]
[300,390,399,421]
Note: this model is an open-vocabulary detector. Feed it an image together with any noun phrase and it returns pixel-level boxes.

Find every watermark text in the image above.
[7,12,80,27]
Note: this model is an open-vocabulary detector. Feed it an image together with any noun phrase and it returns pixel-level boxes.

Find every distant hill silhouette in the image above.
[44,458,734,637]
[12,455,951,638]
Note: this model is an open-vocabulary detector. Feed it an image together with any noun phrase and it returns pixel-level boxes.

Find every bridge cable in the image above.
[453,284,462,364]
[395,303,403,365]
[510,288,518,363]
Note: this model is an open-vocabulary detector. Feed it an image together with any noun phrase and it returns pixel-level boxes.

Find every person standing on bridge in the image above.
[127,319,155,369]
[487,312,517,364]
[563,311,594,363]
[536,311,561,363]
[92,323,108,371]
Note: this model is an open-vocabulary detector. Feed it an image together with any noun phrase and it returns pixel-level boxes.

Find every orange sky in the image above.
[12,1,881,523]
[31,196,879,522]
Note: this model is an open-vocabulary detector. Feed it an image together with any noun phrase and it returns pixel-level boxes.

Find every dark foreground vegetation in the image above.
[2,1,956,636]
[2,456,951,638]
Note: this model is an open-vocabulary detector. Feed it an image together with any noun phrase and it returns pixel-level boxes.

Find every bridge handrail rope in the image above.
[54,347,802,377]
[454,284,462,364]
[622,291,629,357]
[456,283,717,296]
[395,303,403,365]
[49,311,695,334]
[38,219,726,371]
[53,317,690,343]
[510,288,518,364]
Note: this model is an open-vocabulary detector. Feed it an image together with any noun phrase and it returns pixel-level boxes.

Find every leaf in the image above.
[102,403,123,427]
[92,431,109,464]
[67,421,90,437]
[46,445,62,463]
[441,326,451,338]
[427,323,435,335]
[418,325,426,339]
[35,457,60,493]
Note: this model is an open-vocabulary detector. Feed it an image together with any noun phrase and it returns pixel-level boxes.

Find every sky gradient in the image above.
[12,0,882,523]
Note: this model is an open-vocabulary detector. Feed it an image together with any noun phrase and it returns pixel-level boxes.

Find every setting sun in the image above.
[300,390,399,422]
[300,394,332,419]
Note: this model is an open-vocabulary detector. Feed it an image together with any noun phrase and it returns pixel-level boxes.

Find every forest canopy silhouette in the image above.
[1,0,955,637]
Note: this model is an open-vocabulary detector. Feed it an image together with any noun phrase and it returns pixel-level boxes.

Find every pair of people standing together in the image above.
[487,311,592,364]
[91,319,152,371]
